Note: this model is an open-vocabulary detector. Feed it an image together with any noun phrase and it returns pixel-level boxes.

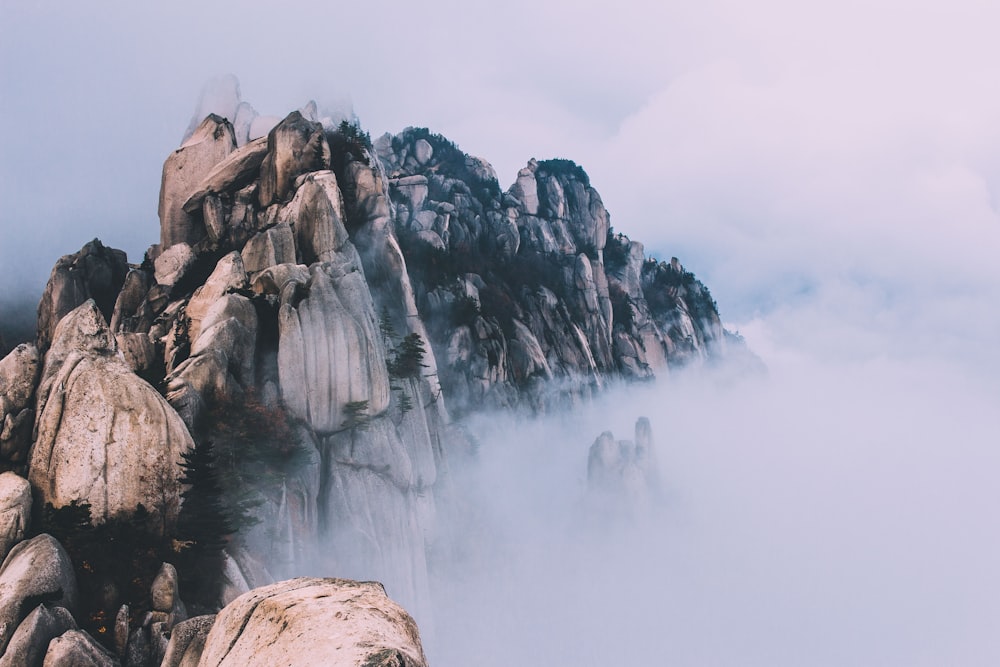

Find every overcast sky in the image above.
[2,2,999,663]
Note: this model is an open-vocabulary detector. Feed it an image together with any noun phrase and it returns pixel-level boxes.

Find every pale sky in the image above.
[2,3,1000,663]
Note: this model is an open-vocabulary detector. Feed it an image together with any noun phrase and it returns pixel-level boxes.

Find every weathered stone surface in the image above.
[160,114,236,250]
[510,159,539,214]
[198,578,427,667]
[109,269,151,334]
[151,563,179,614]
[276,171,348,265]
[41,629,117,667]
[153,243,196,290]
[0,603,76,667]
[250,263,309,296]
[37,240,129,351]
[30,302,192,531]
[586,418,660,521]
[240,222,296,274]
[0,534,78,655]
[257,111,331,207]
[182,136,268,214]
[278,261,390,434]
[159,615,214,667]
[0,343,40,467]
[0,473,31,561]
[184,253,248,344]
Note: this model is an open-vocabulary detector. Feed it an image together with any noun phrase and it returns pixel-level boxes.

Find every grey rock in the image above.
[0,343,40,466]
[30,302,192,531]
[0,472,31,562]
[240,222,296,274]
[198,578,427,667]
[41,629,117,667]
[182,136,268,214]
[278,261,390,434]
[153,243,196,290]
[277,171,349,265]
[0,534,78,654]
[257,111,331,207]
[0,604,76,667]
[159,615,214,667]
[150,563,178,614]
[160,114,236,250]
[36,240,129,352]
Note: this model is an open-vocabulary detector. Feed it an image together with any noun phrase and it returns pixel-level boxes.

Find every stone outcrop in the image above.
[30,301,192,531]
[159,114,236,250]
[197,578,427,667]
[586,417,661,522]
[257,112,331,208]
[42,629,117,667]
[0,473,31,561]
[0,604,77,667]
[0,344,40,470]
[159,615,214,667]
[0,534,78,655]
[36,240,129,352]
[277,261,390,434]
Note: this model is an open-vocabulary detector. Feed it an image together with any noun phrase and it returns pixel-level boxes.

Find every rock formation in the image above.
[0,87,752,665]
[29,301,192,531]
[197,578,427,667]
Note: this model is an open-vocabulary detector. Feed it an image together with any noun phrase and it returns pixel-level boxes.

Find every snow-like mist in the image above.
[425,320,1000,666]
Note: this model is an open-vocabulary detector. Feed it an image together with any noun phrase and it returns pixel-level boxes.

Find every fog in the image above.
[427,330,1000,666]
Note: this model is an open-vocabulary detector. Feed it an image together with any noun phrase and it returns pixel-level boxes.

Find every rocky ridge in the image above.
[0,88,748,664]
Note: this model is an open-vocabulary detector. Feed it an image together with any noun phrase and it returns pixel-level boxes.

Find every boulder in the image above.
[241,223,296,274]
[160,114,236,250]
[41,629,117,667]
[250,263,309,296]
[0,473,31,561]
[0,604,76,667]
[0,343,40,467]
[197,578,427,667]
[276,171,349,265]
[0,534,78,655]
[257,111,331,207]
[109,269,151,334]
[510,159,539,214]
[184,252,249,344]
[30,302,192,531]
[153,243,196,290]
[182,136,268,214]
[36,240,129,351]
[159,615,214,667]
[150,563,179,614]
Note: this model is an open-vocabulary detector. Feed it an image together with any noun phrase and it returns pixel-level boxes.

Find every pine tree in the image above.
[388,332,428,380]
[175,440,234,608]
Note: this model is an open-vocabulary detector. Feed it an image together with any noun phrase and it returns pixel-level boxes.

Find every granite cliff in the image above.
[0,89,750,665]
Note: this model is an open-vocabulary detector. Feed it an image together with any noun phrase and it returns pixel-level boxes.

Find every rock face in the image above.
[36,240,130,352]
[0,344,40,470]
[0,473,31,561]
[160,114,236,250]
[19,93,745,665]
[377,130,739,415]
[159,615,214,667]
[197,578,427,667]
[29,301,192,531]
[42,629,117,667]
[586,417,661,522]
[0,534,78,655]
[257,111,331,208]
[0,603,77,667]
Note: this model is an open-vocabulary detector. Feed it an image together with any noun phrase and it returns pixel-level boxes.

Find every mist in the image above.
[424,309,1000,666]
